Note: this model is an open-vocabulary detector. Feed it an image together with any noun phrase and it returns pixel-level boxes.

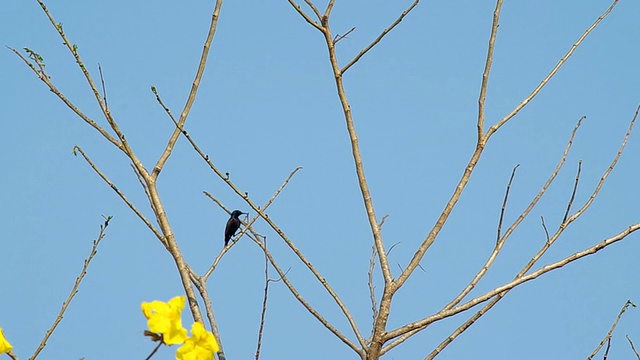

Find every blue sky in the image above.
[2,0,640,359]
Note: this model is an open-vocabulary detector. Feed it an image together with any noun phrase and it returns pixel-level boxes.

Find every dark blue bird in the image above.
[224,210,246,246]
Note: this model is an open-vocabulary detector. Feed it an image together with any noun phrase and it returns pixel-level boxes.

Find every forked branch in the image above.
[395,0,620,293]
[201,166,302,280]
[72,146,165,246]
[286,0,323,31]
[387,106,638,350]
[486,0,620,139]
[156,80,368,347]
[20,0,229,326]
[8,46,122,150]
[203,195,365,355]
[587,300,637,360]
[341,0,420,73]
[386,222,640,342]
[441,116,584,315]
[152,0,224,177]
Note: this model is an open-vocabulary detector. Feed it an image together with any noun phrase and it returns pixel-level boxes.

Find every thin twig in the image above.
[285,0,323,31]
[255,236,269,360]
[368,243,379,341]
[131,164,155,214]
[587,300,637,359]
[603,338,612,360]
[367,215,389,342]
[562,161,582,223]
[98,63,108,110]
[496,164,519,244]
[144,341,163,360]
[477,0,503,139]
[341,0,420,73]
[151,87,179,124]
[564,106,637,227]
[627,335,640,360]
[72,146,165,245]
[334,27,356,44]
[30,216,112,360]
[541,216,551,243]
[303,0,322,20]
[387,242,400,256]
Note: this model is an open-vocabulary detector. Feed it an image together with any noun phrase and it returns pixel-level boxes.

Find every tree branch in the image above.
[386,105,637,352]
[152,0,224,177]
[255,236,269,360]
[386,222,640,341]
[30,216,112,360]
[251,231,364,355]
[477,0,503,139]
[303,0,322,20]
[587,300,636,360]
[8,46,123,151]
[485,0,620,139]
[201,166,302,280]
[627,335,640,360]
[341,0,419,73]
[395,0,621,292]
[72,146,165,246]
[285,0,323,31]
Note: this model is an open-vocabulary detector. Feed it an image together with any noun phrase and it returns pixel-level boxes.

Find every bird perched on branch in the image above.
[224,210,246,246]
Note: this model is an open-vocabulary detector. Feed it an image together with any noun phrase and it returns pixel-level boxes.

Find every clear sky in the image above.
[2,1,640,359]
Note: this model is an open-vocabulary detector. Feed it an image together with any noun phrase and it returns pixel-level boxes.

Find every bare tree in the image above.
[7,0,639,359]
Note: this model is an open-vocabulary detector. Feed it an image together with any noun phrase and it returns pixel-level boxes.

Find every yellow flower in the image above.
[176,322,220,360]
[141,296,188,345]
[0,327,13,354]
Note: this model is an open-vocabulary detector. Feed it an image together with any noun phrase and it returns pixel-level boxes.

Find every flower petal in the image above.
[141,296,188,345]
[0,327,13,354]
[175,322,219,360]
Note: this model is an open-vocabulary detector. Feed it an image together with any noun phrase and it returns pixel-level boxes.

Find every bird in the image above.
[224,210,246,246]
